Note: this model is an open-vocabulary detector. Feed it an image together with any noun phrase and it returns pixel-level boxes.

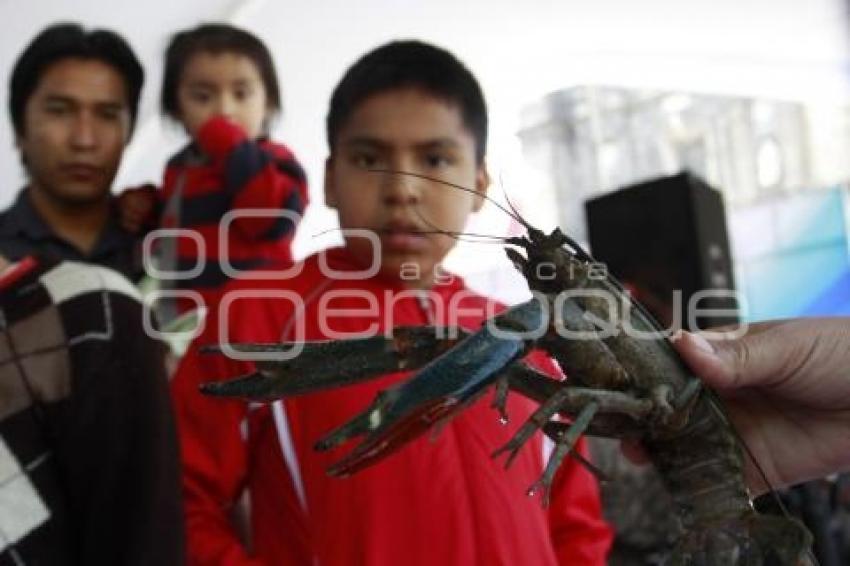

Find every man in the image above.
[0,24,184,566]
[0,23,145,281]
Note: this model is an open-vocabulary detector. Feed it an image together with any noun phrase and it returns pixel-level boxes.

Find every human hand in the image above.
[118,184,158,234]
[673,318,850,495]
[196,115,248,162]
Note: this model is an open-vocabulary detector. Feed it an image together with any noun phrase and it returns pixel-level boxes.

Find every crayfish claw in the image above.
[429,412,455,442]
[315,390,393,451]
[199,371,272,399]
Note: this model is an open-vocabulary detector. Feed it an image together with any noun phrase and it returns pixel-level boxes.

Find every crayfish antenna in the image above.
[367,168,530,229]
[497,170,535,233]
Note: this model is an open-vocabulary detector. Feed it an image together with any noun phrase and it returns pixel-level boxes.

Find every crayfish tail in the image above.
[670,513,813,565]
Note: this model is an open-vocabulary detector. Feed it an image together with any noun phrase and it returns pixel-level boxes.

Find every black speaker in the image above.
[584,171,738,331]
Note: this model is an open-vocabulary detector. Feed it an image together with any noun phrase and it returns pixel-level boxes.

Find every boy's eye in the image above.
[44,103,70,117]
[351,152,381,169]
[424,153,453,168]
[97,106,124,122]
[234,87,253,101]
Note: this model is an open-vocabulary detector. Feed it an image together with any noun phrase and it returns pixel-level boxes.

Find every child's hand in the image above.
[196,115,249,162]
[118,184,158,234]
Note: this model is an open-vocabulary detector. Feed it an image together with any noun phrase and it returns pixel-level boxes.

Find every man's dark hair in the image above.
[327,40,488,163]
[9,23,144,137]
[161,23,281,120]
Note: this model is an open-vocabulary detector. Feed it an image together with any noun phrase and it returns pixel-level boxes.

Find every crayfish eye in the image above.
[528,227,545,243]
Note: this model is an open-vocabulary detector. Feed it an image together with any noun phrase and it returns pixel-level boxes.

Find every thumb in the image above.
[677,325,797,391]
[673,331,735,389]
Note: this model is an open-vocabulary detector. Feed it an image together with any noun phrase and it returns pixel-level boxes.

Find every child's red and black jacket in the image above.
[158,116,308,311]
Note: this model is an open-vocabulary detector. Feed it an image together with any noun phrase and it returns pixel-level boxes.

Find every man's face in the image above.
[176,51,268,140]
[17,58,131,207]
[325,87,489,288]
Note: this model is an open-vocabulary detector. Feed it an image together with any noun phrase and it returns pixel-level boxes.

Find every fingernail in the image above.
[689,332,716,354]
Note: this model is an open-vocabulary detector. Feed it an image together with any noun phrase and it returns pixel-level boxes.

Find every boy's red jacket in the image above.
[172,247,612,566]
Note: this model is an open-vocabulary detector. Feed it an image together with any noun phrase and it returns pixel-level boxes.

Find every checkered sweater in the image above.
[0,256,183,565]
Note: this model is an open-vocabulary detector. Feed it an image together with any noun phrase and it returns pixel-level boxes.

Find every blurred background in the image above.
[1,0,848,318]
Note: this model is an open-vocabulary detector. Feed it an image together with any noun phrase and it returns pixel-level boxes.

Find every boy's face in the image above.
[17,58,130,207]
[176,51,268,140]
[325,87,489,288]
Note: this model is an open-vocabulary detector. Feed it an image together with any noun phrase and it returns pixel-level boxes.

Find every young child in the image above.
[171,41,611,566]
[121,23,307,319]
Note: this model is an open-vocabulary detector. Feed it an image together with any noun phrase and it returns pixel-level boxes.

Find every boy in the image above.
[171,40,611,565]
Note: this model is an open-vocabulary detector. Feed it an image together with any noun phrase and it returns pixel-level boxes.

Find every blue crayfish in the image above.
[201,177,813,566]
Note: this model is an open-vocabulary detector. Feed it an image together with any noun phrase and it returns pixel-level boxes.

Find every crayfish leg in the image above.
[492,386,573,468]
[649,383,675,423]
[662,378,703,431]
[490,376,511,425]
[543,421,611,482]
[528,402,599,507]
